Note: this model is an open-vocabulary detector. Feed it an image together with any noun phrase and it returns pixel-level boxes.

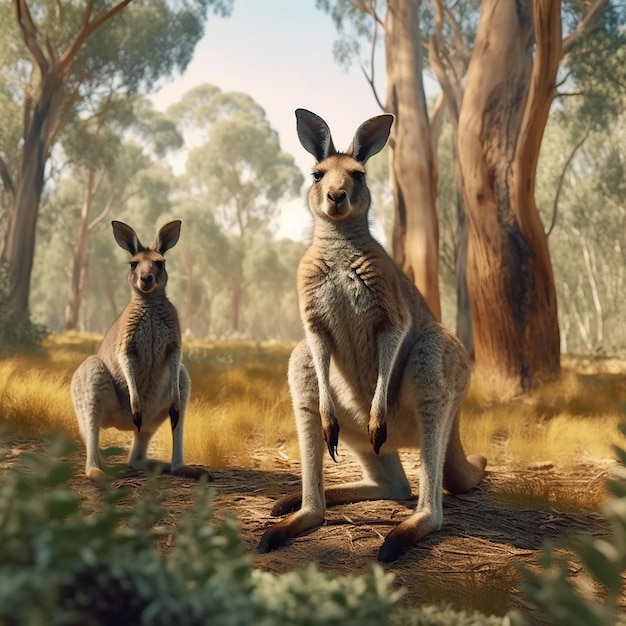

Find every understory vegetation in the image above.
[1,335,626,624]
[1,334,624,503]
[1,426,625,625]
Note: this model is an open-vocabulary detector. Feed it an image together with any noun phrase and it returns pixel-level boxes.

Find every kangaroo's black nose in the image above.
[328,190,347,204]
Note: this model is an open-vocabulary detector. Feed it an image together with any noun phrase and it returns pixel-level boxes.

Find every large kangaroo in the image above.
[258,109,486,562]
[71,220,210,481]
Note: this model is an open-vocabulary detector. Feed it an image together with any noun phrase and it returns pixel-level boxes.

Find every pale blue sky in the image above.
[150,0,388,239]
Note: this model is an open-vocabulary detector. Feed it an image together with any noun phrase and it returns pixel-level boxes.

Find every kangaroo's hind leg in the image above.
[271,443,412,517]
[377,340,486,562]
[170,365,212,481]
[71,356,116,481]
[258,340,328,553]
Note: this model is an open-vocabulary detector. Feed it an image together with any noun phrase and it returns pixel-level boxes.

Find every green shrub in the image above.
[520,422,626,626]
[0,433,404,626]
[0,432,517,625]
[0,261,48,355]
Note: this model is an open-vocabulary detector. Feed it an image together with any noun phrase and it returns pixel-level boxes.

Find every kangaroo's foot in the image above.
[172,464,213,481]
[377,510,443,563]
[270,492,303,516]
[86,466,107,481]
[258,508,324,554]
[443,453,487,494]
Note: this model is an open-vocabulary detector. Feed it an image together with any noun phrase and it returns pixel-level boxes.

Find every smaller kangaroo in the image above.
[258,109,486,562]
[71,220,210,481]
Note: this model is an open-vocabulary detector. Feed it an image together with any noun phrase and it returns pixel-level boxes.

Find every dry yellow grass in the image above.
[461,363,626,468]
[1,333,625,511]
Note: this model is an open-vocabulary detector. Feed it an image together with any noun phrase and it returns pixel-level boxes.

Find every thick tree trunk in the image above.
[385,0,441,321]
[457,0,561,396]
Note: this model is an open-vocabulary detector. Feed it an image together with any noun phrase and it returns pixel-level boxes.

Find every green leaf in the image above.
[577,538,623,595]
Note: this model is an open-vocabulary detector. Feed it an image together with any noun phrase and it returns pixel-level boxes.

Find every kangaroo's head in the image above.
[111,220,181,295]
[296,108,393,223]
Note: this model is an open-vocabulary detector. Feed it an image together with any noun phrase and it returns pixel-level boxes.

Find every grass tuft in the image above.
[1,333,625,510]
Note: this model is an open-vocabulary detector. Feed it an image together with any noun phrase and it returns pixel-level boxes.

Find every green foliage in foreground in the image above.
[3,428,626,625]
[0,261,48,355]
[520,422,626,626]
[0,433,511,626]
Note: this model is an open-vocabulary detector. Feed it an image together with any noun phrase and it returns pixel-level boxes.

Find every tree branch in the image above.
[561,0,608,57]
[59,0,133,74]
[14,0,49,74]
[359,5,385,111]
[546,128,590,237]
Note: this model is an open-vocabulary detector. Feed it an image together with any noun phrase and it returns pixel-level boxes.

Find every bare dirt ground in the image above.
[1,436,619,623]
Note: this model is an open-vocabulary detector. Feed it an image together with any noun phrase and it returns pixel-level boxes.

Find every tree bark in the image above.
[3,0,133,314]
[457,0,561,395]
[384,0,441,320]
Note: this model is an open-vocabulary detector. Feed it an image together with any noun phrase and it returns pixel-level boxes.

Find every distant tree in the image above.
[536,109,626,354]
[165,195,232,338]
[242,237,304,341]
[172,85,303,335]
[61,100,182,330]
[0,0,232,314]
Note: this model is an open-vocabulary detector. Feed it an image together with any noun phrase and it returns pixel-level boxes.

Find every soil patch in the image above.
[1,436,618,622]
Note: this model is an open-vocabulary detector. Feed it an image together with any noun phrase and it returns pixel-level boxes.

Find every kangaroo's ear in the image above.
[347,114,394,164]
[295,108,337,162]
[155,220,182,254]
[112,221,142,255]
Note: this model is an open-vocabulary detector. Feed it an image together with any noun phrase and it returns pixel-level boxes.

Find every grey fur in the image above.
[258,109,486,562]
[71,220,209,481]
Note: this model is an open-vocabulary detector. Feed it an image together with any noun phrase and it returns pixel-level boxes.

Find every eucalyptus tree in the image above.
[242,237,304,341]
[536,110,626,354]
[456,0,621,394]
[172,85,304,335]
[318,0,442,319]
[60,100,182,330]
[0,0,232,314]
[320,0,623,395]
[164,196,231,338]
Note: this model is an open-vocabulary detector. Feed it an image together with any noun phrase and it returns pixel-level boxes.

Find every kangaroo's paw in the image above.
[169,404,180,431]
[322,417,340,462]
[132,410,143,433]
[172,464,213,481]
[368,419,387,455]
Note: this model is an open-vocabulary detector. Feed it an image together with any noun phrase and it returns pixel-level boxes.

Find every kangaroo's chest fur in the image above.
[101,297,180,399]
[298,234,411,396]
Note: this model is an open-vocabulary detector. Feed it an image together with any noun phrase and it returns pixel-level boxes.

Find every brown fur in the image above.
[258,109,485,562]
[70,220,210,481]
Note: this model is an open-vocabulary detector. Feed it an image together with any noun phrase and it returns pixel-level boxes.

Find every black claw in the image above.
[169,405,180,431]
[323,421,340,462]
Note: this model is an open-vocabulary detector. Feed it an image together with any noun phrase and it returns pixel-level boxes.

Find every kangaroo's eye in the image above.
[351,171,365,183]
[129,261,138,270]
[312,170,324,183]
[155,261,165,269]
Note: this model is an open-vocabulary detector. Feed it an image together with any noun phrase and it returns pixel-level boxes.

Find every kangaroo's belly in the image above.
[330,362,422,451]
